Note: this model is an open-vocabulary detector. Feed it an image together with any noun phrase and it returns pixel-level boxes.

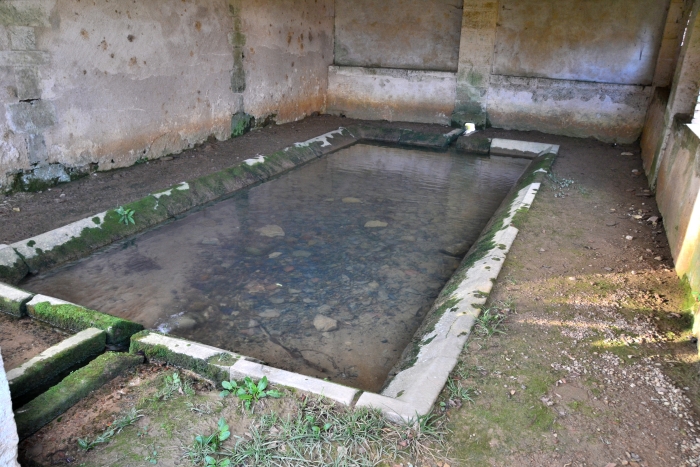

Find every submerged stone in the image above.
[313,314,338,332]
[364,220,388,228]
[259,309,281,318]
[256,225,285,237]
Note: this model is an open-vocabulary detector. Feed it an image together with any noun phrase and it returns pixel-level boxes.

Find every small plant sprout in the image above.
[475,307,506,338]
[77,408,143,451]
[189,418,230,465]
[220,376,281,412]
[116,206,135,225]
[205,456,231,467]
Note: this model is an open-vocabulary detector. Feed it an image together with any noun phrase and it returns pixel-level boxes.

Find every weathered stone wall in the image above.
[0,0,335,192]
[655,123,700,299]
[327,66,456,124]
[329,0,671,141]
[492,0,668,85]
[334,0,463,72]
[0,0,242,191]
[237,0,334,124]
[639,0,700,313]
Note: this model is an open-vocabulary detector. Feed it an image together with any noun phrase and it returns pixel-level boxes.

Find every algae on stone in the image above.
[13,352,142,439]
[27,299,142,346]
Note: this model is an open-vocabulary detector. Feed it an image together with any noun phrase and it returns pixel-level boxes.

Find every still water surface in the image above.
[24,144,528,391]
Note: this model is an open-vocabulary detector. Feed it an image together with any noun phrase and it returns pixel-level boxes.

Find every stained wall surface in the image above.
[334,0,463,71]
[239,0,334,124]
[328,0,672,141]
[492,0,669,85]
[0,0,336,191]
[0,0,242,190]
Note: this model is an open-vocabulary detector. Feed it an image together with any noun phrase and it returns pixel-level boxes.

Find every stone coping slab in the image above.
[0,282,33,318]
[490,138,560,158]
[0,245,28,286]
[129,331,357,406]
[230,359,359,406]
[0,349,20,466]
[129,331,240,384]
[26,295,143,346]
[13,352,142,440]
[7,328,106,400]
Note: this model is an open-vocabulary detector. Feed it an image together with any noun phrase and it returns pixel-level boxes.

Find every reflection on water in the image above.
[24,144,528,391]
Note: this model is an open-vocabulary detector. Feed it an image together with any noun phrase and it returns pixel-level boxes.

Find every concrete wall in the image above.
[327,66,456,124]
[328,0,670,142]
[0,0,335,192]
[238,0,334,124]
[0,0,241,191]
[655,123,700,300]
[492,0,668,85]
[639,0,700,313]
[334,0,463,71]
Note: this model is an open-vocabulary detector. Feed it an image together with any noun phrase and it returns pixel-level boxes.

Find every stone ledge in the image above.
[0,282,33,318]
[381,147,556,416]
[13,352,142,440]
[26,295,143,346]
[354,392,419,424]
[0,246,28,285]
[230,359,359,406]
[490,138,560,158]
[7,328,106,400]
[129,331,240,384]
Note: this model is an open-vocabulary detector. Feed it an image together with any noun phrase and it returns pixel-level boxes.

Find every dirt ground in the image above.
[0,313,68,370]
[3,116,699,466]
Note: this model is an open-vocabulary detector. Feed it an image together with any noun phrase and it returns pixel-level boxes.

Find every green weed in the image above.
[187,418,231,465]
[78,408,143,451]
[116,206,135,225]
[156,372,193,400]
[475,307,506,338]
[220,376,281,412]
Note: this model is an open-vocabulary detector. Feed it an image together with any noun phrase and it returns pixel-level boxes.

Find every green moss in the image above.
[27,240,35,247]
[397,297,462,371]
[231,112,253,137]
[28,301,143,345]
[21,194,175,273]
[91,217,101,225]
[398,130,450,149]
[0,256,30,285]
[0,286,31,317]
[14,352,142,440]
[455,135,491,155]
[129,332,232,384]
[9,330,106,399]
